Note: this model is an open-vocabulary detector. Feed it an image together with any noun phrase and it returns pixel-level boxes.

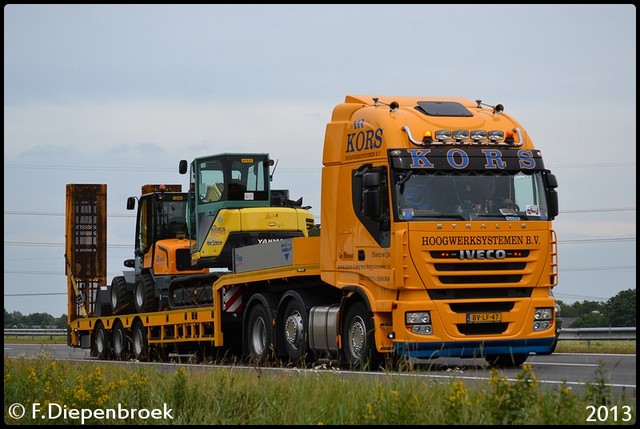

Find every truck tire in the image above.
[245,302,274,364]
[282,298,314,365]
[91,321,110,360]
[342,301,381,371]
[485,353,528,368]
[111,276,134,314]
[131,320,149,361]
[111,319,129,361]
[135,273,159,313]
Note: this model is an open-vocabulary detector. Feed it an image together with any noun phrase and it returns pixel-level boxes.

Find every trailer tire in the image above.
[245,303,274,364]
[111,319,129,360]
[485,353,528,368]
[91,321,110,360]
[135,273,159,313]
[282,298,313,365]
[111,276,134,314]
[131,320,149,361]
[342,301,381,371]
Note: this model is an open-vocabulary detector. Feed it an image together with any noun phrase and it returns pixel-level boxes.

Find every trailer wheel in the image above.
[135,273,159,313]
[111,319,129,360]
[245,303,274,364]
[131,320,149,361]
[111,276,134,314]
[282,298,313,364]
[342,301,381,371]
[91,321,110,360]
[485,353,528,368]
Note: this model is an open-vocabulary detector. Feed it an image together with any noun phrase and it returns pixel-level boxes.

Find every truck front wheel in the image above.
[341,301,381,371]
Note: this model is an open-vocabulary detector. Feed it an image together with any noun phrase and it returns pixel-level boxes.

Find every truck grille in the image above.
[430,250,529,285]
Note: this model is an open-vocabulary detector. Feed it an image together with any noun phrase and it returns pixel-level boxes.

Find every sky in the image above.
[4,4,636,318]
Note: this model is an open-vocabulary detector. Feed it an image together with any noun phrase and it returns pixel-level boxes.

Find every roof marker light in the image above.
[435,130,452,142]
[470,130,487,142]
[422,131,433,144]
[488,130,504,142]
[505,130,515,144]
[452,129,469,142]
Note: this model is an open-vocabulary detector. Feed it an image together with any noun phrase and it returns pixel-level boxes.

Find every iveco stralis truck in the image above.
[66,95,559,369]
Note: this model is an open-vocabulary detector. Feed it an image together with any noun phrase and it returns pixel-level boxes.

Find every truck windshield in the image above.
[394,171,550,221]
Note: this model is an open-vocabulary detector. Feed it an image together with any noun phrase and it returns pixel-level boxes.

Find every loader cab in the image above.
[127,185,188,266]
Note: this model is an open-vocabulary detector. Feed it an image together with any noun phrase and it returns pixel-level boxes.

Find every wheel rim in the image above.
[133,328,143,356]
[113,330,124,355]
[250,317,267,355]
[348,316,366,359]
[95,330,105,353]
[284,310,303,349]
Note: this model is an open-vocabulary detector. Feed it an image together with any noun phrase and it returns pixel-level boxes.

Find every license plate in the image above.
[466,312,502,323]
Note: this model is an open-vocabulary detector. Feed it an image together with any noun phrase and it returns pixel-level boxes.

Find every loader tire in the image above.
[111,276,134,314]
[135,273,159,313]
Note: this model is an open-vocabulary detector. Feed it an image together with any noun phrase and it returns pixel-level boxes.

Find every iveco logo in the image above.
[459,250,506,260]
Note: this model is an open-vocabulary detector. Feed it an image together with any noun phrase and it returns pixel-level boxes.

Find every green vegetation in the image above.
[555,340,635,354]
[557,288,636,328]
[3,335,67,345]
[4,354,635,425]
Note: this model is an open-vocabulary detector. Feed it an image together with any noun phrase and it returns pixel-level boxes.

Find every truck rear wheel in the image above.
[111,319,129,360]
[282,298,313,365]
[91,321,110,360]
[342,301,381,371]
[245,302,274,364]
[111,276,134,314]
[135,273,159,313]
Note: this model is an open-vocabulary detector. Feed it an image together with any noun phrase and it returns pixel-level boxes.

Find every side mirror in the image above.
[545,172,559,218]
[126,197,136,210]
[548,190,559,218]
[179,160,188,175]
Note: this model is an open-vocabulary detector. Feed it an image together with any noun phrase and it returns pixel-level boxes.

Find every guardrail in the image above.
[4,327,637,340]
[558,327,636,341]
[4,328,66,337]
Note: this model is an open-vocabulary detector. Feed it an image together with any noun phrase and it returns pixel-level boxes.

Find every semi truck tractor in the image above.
[66,95,559,368]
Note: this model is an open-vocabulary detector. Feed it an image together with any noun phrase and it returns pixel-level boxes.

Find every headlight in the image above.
[406,311,430,324]
[534,307,554,320]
